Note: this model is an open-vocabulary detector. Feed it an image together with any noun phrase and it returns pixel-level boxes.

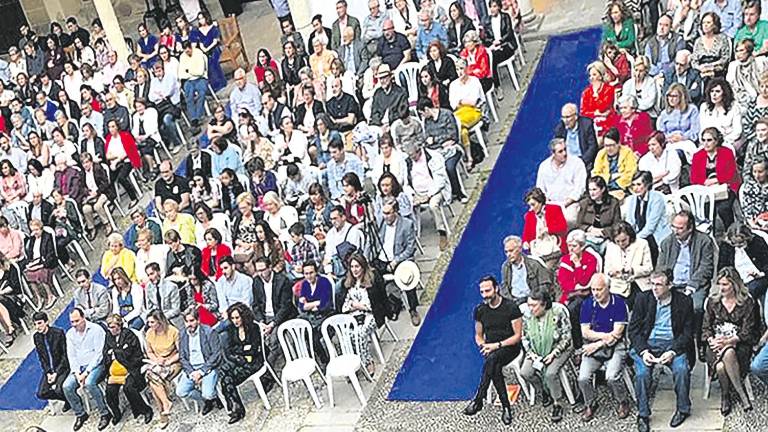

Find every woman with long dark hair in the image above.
[182,266,219,326]
[418,65,451,109]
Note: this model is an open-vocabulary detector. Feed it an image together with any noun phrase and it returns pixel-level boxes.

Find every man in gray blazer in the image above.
[176,306,223,416]
[143,262,183,329]
[374,198,420,325]
[336,27,367,77]
[656,209,714,359]
[73,269,111,323]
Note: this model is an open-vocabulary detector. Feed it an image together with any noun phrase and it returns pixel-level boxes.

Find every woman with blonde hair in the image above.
[101,232,138,283]
[110,267,145,329]
[741,72,768,142]
[262,191,298,244]
[621,56,657,116]
[161,199,196,245]
[702,267,760,415]
[143,309,181,428]
[580,61,616,136]
[656,83,699,162]
[231,192,260,264]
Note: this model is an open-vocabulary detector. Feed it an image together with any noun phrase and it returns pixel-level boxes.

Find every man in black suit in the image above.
[251,256,296,363]
[553,103,598,170]
[33,311,70,409]
[661,50,703,106]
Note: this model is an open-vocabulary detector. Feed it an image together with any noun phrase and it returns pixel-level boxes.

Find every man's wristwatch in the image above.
[497,342,502,349]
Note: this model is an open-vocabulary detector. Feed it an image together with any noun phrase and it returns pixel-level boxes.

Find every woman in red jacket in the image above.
[690,126,740,230]
[104,118,141,208]
[522,187,569,258]
[580,61,616,136]
[557,229,598,348]
[460,29,493,92]
[201,227,232,280]
[614,94,654,157]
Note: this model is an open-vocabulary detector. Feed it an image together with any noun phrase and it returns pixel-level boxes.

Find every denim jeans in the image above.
[62,364,109,417]
[176,369,219,402]
[751,343,768,385]
[630,341,691,418]
[182,78,208,121]
[159,112,181,148]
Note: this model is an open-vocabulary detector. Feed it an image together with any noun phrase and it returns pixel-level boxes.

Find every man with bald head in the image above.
[336,26,366,76]
[553,102,598,169]
[661,50,702,104]
[644,15,685,77]
[228,68,262,117]
[377,18,412,70]
[326,78,360,133]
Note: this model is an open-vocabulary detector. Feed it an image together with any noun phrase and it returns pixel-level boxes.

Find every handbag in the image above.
[588,344,616,362]
[530,234,560,259]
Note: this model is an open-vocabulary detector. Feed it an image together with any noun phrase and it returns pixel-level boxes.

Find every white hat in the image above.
[393,261,420,291]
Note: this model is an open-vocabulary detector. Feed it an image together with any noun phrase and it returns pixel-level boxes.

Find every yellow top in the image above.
[163,213,197,245]
[100,248,138,282]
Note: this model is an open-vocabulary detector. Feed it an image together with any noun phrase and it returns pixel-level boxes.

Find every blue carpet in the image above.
[0,144,198,410]
[387,28,602,402]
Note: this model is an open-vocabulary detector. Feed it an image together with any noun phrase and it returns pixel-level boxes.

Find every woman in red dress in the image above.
[580,61,616,136]
[253,48,280,88]
[200,227,232,280]
[614,94,654,157]
[521,187,569,257]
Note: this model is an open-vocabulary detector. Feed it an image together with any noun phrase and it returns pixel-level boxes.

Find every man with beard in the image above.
[462,275,522,425]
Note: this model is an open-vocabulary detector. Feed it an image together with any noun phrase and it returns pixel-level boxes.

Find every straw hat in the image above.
[393,261,420,291]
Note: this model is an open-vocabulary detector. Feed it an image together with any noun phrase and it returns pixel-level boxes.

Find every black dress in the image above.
[0,265,26,326]
[220,321,266,415]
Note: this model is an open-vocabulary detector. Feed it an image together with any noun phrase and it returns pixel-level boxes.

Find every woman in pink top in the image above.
[0,160,26,204]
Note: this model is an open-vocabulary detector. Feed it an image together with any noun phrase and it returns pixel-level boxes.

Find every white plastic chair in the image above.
[236,323,282,410]
[277,318,324,409]
[670,185,717,235]
[321,315,367,407]
[497,56,521,91]
[42,226,74,286]
[393,62,422,110]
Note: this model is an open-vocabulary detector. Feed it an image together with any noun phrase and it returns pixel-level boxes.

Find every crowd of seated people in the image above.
[461,1,768,430]
[0,0,534,430]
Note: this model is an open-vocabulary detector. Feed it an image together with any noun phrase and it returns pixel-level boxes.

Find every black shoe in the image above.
[97,414,112,431]
[214,397,224,410]
[721,395,732,416]
[501,406,512,425]
[698,345,706,362]
[669,411,689,428]
[62,401,71,413]
[73,414,89,431]
[111,410,122,425]
[142,409,154,424]
[637,416,650,432]
[541,391,553,407]
[228,411,245,424]
[462,400,483,416]
[551,404,563,423]
[201,400,215,416]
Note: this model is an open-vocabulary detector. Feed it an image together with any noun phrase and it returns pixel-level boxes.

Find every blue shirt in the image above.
[579,294,628,333]
[656,106,700,141]
[187,328,204,368]
[215,271,254,311]
[565,124,582,157]
[645,36,677,77]
[701,0,743,38]
[508,260,529,299]
[325,153,366,200]
[416,21,449,59]
[649,301,674,341]
[211,145,245,177]
[66,321,106,374]
[673,239,692,286]
[228,82,262,118]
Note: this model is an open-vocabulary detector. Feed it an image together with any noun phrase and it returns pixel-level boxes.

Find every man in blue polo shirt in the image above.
[576,273,630,422]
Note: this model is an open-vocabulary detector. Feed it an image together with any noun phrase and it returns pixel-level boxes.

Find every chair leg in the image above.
[415,236,425,255]
[251,376,271,410]
[371,332,385,364]
[745,375,755,402]
[52,275,66,296]
[506,63,521,91]
[472,125,489,158]
[282,377,291,410]
[326,374,335,407]
[382,322,399,342]
[560,368,576,405]
[72,242,90,266]
[305,376,322,409]
[623,368,637,403]
[703,363,711,400]
[439,207,451,236]
[266,362,282,388]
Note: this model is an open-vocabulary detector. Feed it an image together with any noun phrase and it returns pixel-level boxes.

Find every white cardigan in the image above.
[604,238,653,296]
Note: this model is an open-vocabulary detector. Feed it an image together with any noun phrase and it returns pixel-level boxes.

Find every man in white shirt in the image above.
[101,50,128,88]
[178,41,208,134]
[323,205,365,279]
[215,256,253,320]
[535,138,586,226]
[228,68,262,118]
[79,102,104,138]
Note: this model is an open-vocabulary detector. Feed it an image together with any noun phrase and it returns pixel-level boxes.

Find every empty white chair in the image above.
[321,315,368,407]
[394,62,421,110]
[277,318,324,409]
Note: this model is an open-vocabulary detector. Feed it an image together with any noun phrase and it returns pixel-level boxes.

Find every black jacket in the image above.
[294,101,325,129]
[102,104,130,134]
[34,326,69,376]
[718,235,768,272]
[662,67,703,105]
[482,13,518,52]
[27,200,54,228]
[58,99,81,121]
[224,321,264,367]
[447,16,475,53]
[427,57,458,85]
[165,244,202,275]
[554,116,599,169]
[251,272,297,326]
[80,136,106,163]
[103,328,144,376]
[629,290,696,368]
[24,230,57,268]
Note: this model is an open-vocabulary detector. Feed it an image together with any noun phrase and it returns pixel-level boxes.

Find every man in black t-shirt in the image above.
[463,275,523,425]
[153,160,191,214]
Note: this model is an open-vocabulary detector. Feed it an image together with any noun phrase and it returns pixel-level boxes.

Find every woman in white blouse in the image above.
[392,0,419,42]
[449,57,484,170]
[25,159,54,202]
[273,116,311,166]
[110,267,145,329]
[699,77,742,150]
[369,133,409,187]
[726,39,768,109]
[603,221,652,308]
[621,55,658,116]
[61,62,83,106]
[158,46,179,81]
[638,131,682,193]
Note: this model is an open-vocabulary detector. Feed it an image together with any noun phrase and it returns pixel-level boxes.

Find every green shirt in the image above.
[735,20,768,52]
[603,18,636,54]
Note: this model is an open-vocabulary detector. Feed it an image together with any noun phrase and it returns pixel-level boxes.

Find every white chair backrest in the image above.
[238,173,251,193]
[671,185,716,232]
[321,314,361,359]
[147,216,163,229]
[131,328,147,354]
[65,197,87,232]
[584,246,603,273]
[394,62,421,106]
[277,318,316,362]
